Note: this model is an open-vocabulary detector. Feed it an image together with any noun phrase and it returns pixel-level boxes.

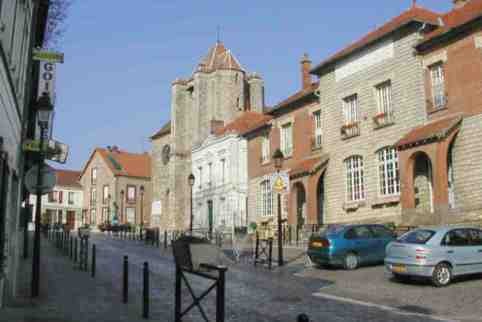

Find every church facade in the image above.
[151,42,265,231]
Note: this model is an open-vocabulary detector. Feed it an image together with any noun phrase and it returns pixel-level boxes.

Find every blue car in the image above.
[307,224,396,269]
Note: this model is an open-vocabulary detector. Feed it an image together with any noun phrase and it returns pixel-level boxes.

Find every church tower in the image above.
[152,42,265,231]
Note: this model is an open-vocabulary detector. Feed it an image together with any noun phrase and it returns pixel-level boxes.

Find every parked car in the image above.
[307,224,396,269]
[385,226,482,287]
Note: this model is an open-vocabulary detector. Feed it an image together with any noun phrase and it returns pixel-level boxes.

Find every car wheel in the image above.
[432,263,452,287]
[344,252,359,270]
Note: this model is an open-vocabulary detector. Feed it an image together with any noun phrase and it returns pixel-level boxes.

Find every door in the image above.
[345,226,377,264]
[442,229,476,275]
[207,200,213,238]
[369,225,395,261]
[468,229,482,273]
[67,211,76,230]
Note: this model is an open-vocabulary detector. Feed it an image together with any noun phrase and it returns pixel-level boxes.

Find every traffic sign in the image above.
[271,171,289,194]
[25,164,57,195]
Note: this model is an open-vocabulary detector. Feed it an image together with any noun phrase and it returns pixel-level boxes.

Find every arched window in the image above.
[260,179,273,217]
[377,147,400,196]
[345,155,365,202]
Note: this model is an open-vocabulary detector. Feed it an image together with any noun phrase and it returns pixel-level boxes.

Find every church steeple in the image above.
[197,42,244,73]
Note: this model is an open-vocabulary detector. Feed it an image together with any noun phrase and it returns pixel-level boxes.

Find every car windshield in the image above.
[397,229,436,244]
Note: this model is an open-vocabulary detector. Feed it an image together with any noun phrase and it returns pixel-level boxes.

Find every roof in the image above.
[396,114,463,149]
[268,82,319,115]
[55,169,82,188]
[150,120,171,140]
[289,154,329,179]
[196,42,244,73]
[311,5,440,75]
[417,0,482,50]
[214,111,272,136]
[81,148,151,179]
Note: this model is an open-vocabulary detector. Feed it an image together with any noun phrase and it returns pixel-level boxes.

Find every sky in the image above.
[53,0,452,171]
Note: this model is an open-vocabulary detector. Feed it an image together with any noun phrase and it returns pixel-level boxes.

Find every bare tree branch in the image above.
[44,0,73,49]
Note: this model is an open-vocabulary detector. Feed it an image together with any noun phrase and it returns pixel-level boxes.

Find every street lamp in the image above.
[272,148,284,267]
[32,92,53,298]
[188,174,195,233]
[140,185,144,227]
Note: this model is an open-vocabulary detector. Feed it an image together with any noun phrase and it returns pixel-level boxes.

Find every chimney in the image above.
[453,0,470,8]
[301,53,312,90]
[210,120,224,135]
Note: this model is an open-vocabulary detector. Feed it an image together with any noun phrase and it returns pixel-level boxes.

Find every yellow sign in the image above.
[33,50,64,63]
[271,172,289,194]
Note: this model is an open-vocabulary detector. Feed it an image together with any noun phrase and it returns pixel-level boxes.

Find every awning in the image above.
[396,115,462,150]
[289,154,329,179]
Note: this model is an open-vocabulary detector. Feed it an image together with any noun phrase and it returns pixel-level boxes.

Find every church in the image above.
[150,42,265,231]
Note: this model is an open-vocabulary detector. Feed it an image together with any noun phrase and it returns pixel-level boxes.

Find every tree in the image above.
[44,0,73,49]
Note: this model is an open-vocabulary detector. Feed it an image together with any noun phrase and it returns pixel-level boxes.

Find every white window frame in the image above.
[377,147,400,197]
[68,191,75,205]
[91,167,97,185]
[313,110,322,148]
[90,209,97,225]
[280,123,293,157]
[430,62,445,108]
[220,159,226,184]
[261,135,270,163]
[345,155,365,202]
[343,94,359,125]
[260,179,273,217]
[198,167,203,189]
[208,163,212,186]
[376,81,392,115]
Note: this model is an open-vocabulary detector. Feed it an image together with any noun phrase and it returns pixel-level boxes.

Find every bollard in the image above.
[85,239,89,271]
[70,237,73,259]
[164,231,167,249]
[91,244,96,278]
[216,267,227,322]
[156,229,160,247]
[123,256,128,303]
[289,226,292,245]
[268,238,273,270]
[254,232,259,266]
[74,238,78,263]
[142,262,149,319]
[297,313,310,322]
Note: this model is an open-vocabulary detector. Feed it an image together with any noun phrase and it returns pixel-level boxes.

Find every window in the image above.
[126,207,135,224]
[261,135,270,162]
[343,94,359,125]
[280,123,293,157]
[126,185,136,203]
[370,225,394,238]
[48,191,58,203]
[198,167,203,189]
[443,229,471,247]
[312,110,322,149]
[58,191,63,204]
[91,167,97,185]
[103,185,109,204]
[102,207,109,223]
[220,159,226,184]
[430,63,445,108]
[398,229,436,244]
[90,188,97,206]
[208,163,212,186]
[469,229,482,246]
[345,226,372,239]
[376,81,392,115]
[345,156,365,202]
[378,147,400,196]
[260,179,273,217]
[90,209,97,225]
[68,192,75,205]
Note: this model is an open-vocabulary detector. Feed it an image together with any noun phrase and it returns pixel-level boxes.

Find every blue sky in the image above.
[54,0,451,170]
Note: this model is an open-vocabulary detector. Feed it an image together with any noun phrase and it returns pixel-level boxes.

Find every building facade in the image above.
[79,147,151,228]
[29,169,83,230]
[151,42,265,232]
[0,0,49,307]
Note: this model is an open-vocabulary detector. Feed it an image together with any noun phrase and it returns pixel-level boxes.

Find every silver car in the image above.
[385,226,482,287]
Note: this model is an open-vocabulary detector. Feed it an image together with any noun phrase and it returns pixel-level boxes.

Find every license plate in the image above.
[391,264,407,273]
[311,241,323,248]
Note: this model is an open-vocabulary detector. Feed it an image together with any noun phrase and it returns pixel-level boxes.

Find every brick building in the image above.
[79,147,151,228]
[397,0,482,225]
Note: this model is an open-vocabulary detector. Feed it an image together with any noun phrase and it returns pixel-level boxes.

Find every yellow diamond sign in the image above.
[271,172,289,194]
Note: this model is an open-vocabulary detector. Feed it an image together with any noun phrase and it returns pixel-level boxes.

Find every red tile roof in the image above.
[269,82,319,114]
[311,5,440,75]
[418,0,482,47]
[197,42,243,72]
[150,120,171,140]
[215,111,272,136]
[289,154,329,178]
[55,169,81,188]
[396,115,462,149]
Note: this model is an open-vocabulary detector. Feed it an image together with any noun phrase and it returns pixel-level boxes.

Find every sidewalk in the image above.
[0,235,165,322]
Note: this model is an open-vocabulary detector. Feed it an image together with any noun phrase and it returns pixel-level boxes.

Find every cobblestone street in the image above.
[2,233,479,322]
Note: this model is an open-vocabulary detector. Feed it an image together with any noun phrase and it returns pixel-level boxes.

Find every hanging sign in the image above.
[271,171,289,194]
[33,50,64,63]
[38,60,57,104]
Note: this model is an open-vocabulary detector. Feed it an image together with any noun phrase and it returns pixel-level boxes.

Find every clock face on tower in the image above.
[162,145,171,165]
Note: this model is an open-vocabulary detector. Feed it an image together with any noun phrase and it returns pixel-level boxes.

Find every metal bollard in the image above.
[164,231,167,249]
[254,232,259,266]
[74,238,78,263]
[91,244,96,278]
[123,256,128,303]
[70,237,73,259]
[216,266,227,322]
[297,313,310,322]
[268,238,273,270]
[142,262,149,319]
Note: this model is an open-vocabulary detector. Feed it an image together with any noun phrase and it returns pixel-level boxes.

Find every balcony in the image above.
[372,111,394,129]
[340,122,360,140]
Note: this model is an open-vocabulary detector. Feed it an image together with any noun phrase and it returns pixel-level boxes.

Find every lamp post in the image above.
[272,148,284,267]
[140,185,144,227]
[31,92,53,297]
[188,174,195,233]
[120,189,124,223]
